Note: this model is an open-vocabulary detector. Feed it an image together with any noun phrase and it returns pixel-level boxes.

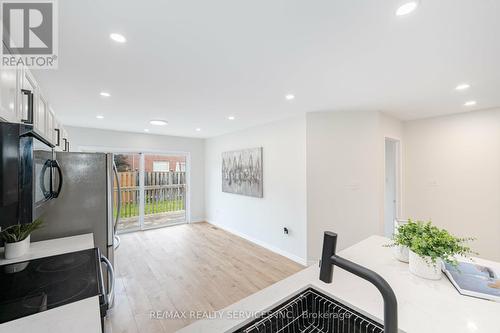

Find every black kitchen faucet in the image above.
[319,231,398,333]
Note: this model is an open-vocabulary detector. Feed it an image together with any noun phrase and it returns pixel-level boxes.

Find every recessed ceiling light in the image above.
[227,116,235,120]
[110,33,126,43]
[455,83,470,91]
[285,94,295,101]
[195,128,201,132]
[396,1,418,16]
[144,129,150,132]
[149,120,168,126]
[464,101,477,106]
[100,92,111,97]
[96,115,104,119]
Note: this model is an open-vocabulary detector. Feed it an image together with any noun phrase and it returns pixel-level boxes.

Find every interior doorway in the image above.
[384,138,401,237]
[114,152,188,233]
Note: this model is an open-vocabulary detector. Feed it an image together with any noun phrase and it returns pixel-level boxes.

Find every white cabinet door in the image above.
[19,68,38,126]
[0,67,18,122]
[0,43,20,122]
[61,127,69,151]
[53,118,64,151]
[36,94,48,137]
[46,107,56,145]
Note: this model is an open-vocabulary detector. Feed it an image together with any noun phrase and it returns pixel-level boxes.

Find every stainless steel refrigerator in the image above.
[31,152,120,306]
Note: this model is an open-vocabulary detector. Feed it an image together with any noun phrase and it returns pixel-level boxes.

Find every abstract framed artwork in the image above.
[221,147,263,198]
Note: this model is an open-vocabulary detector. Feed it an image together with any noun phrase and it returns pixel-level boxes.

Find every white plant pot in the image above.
[392,245,409,263]
[409,250,442,280]
[4,235,30,260]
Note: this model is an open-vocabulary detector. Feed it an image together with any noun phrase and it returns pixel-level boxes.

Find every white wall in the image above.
[306,111,384,262]
[404,109,500,261]
[66,126,206,222]
[204,116,307,264]
[67,108,500,264]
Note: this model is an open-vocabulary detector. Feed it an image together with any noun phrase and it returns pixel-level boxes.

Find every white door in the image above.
[384,138,400,237]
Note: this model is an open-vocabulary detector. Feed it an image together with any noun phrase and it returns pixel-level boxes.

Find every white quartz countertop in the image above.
[0,234,102,333]
[178,235,500,333]
[0,234,95,265]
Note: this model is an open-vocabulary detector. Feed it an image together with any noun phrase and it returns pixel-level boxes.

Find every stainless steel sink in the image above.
[232,287,384,333]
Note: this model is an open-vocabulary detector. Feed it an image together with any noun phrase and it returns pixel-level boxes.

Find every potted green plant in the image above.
[386,219,421,262]
[408,222,475,280]
[1,219,43,259]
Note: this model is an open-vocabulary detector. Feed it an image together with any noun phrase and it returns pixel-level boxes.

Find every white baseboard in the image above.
[190,218,206,223]
[307,260,319,267]
[207,220,307,266]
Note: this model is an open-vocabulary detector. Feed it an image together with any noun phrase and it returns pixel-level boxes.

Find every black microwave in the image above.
[0,122,62,230]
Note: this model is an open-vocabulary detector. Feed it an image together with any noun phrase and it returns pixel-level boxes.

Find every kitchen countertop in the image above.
[178,235,500,333]
[0,234,95,265]
[0,234,102,333]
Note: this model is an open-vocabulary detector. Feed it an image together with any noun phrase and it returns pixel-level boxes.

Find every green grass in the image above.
[114,199,185,218]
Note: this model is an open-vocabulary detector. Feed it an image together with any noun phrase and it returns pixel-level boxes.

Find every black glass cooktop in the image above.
[0,248,102,323]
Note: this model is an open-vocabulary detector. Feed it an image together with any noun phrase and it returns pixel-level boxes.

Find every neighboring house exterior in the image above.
[116,154,186,172]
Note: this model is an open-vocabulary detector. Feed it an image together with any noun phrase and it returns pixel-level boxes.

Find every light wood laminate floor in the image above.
[105,222,304,333]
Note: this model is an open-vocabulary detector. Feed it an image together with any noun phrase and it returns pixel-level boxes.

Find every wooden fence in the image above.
[115,171,186,218]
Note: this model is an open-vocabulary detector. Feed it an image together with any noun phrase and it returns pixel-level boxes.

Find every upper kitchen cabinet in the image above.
[51,114,70,152]
[0,42,21,123]
[46,106,56,145]
[19,68,65,146]
[0,42,67,147]
[52,114,67,151]
[19,68,38,127]
[35,92,48,137]
[61,127,70,152]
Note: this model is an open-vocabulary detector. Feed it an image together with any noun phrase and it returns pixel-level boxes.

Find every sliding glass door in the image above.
[114,153,141,232]
[114,153,187,233]
[143,154,186,228]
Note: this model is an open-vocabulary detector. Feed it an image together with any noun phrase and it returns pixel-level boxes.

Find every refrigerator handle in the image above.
[114,234,121,250]
[113,163,121,234]
[100,255,115,309]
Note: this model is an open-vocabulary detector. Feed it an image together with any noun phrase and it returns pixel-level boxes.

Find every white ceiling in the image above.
[33,0,500,138]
